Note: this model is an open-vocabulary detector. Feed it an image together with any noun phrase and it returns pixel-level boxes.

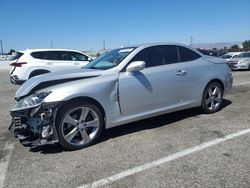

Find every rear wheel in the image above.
[201,82,223,114]
[56,101,104,150]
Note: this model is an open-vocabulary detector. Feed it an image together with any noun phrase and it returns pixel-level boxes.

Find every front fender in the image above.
[43,75,121,128]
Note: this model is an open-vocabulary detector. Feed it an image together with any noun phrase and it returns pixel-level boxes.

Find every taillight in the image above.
[10,62,27,67]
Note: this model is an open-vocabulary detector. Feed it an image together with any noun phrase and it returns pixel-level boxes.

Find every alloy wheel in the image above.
[205,85,222,111]
[61,107,100,146]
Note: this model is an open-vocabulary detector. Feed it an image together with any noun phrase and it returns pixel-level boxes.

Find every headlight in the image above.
[229,61,238,64]
[13,92,51,110]
[238,60,248,64]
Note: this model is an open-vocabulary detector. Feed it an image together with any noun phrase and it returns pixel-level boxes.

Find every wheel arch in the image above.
[29,69,51,78]
[205,78,225,95]
[57,96,106,127]
[201,78,225,114]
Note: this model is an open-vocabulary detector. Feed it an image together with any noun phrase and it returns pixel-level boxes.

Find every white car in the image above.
[220,52,242,61]
[228,51,250,70]
[10,49,92,84]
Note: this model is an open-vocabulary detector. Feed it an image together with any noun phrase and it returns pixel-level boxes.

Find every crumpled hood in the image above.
[16,68,103,98]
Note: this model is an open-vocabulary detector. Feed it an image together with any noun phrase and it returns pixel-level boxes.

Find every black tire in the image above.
[56,101,104,150]
[29,70,50,78]
[201,82,223,114]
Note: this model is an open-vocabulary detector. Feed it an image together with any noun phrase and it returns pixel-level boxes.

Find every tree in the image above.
[8,49,16,55]
[231,45,239,50]
[242,40,250,49]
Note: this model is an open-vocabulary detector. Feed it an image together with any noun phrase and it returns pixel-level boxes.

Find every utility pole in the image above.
[190,37,194,48]
[127,40,130,46]
[103,40,106,50]
[0,40,3,55]
[50,40,53,48]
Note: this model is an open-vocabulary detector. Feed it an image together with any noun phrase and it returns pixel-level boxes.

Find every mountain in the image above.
[194,42,242,49]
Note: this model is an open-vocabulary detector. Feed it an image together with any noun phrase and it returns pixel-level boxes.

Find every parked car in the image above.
[227,52,250,70]
[220,52,243,61]
[10,49,92,84]
[0,55,7,60]
[9,43,233,150]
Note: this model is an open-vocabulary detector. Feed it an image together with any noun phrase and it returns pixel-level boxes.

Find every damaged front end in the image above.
[9,92,61,147]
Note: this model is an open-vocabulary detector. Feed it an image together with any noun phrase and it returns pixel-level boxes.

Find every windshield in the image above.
[233,52,250,58]
[85,47,136,70]
[221,54,232,59]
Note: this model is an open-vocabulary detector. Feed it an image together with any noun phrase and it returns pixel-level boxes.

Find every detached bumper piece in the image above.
[9,102,61,148]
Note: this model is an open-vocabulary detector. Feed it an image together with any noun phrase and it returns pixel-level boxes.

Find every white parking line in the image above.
[0,142,14,188]
[233,81,250,86]
[78,128,250,188]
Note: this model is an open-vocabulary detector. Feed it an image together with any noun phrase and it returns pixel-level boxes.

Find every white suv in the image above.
[10,49,92,84]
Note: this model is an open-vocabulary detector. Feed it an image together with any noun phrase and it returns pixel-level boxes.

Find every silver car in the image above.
[9,43,233,150]
[228,52,250,70]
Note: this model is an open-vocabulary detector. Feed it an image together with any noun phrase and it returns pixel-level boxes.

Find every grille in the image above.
[13,117,22,127]
[228,62,237,68]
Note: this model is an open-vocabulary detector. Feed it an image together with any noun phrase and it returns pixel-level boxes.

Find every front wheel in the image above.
[201,82,223,114]
[56,101,104,150]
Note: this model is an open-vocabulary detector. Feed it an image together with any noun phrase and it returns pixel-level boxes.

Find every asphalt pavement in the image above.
[0,69,250,188]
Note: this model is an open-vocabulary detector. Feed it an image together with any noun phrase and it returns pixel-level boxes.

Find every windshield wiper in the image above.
[82,67,100,70]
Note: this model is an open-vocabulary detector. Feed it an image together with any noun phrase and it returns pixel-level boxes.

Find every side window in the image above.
[131,46,165,68]
[44,51,62,60]
[130,45,180,68]
[61,51,72,61]
[178,46,201,62]
[162,45,180,64]
[67,52,88,61]
[31,52,45,59]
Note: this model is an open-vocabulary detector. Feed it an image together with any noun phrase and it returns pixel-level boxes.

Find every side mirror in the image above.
[126,61,145,72]
[88,57,93,61]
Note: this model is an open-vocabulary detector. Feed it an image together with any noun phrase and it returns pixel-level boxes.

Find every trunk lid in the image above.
[202,55,227,64]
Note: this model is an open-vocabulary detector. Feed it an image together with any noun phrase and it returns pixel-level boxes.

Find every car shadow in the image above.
[30,99,232,154]
[133,71,153,93]
[99,99,232,143]
[232,69,250,72]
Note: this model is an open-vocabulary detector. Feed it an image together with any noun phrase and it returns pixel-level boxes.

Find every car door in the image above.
[176,46,207,103]
[44,51,73,71]
[67,51,90,68]
[118,45,187,116]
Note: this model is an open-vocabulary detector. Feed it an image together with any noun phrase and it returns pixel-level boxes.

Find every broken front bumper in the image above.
[9,102,61,147]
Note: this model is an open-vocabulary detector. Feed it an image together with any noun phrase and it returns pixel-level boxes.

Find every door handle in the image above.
[47,62,53,65]
[74,62,80,65]
[176,70,187,76]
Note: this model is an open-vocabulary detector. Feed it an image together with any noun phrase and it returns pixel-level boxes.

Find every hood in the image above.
[202,55,227,64]
[16,68,103,99]
[229,57,250,61]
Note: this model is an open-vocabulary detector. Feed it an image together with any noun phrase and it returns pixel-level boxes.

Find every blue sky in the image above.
[0,0,250,52]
